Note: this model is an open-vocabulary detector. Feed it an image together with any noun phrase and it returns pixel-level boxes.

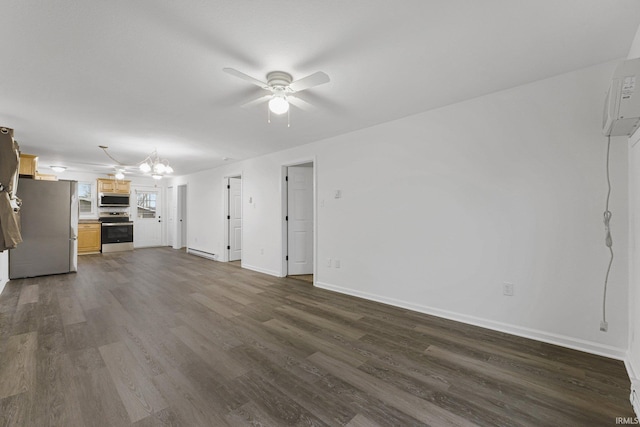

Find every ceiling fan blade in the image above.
[223,68,269,89]
[287,96,314,111]
[289,71,330,92]
[241,94,272,108]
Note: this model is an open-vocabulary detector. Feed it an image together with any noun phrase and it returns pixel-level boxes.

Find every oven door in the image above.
[101,222,134,252]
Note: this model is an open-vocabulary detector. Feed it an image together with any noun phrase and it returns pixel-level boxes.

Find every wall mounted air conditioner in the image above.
[603,58,640,137]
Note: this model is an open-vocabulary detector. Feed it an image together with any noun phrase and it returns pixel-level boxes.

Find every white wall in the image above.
[169,164,244,258]
[626,23,640,387]
[172,60,629,358]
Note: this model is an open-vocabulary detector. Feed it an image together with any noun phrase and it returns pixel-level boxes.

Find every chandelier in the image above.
[138,150,173,180]
[99,145,174,180]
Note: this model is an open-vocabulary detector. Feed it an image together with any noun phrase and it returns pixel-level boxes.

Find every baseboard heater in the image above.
[186,248,218,261]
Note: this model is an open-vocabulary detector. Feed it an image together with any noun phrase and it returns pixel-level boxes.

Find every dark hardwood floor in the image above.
[0,247,634,426]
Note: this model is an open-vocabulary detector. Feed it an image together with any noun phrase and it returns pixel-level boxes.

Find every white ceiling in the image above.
[1,1,639,177]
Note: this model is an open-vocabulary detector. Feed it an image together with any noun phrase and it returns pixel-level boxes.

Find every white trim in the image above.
[78,180,98,219]
[222,177,230,262]
[315,281,628,360]
[626,357,640,419]
[186,247,218,261]
[626,356,638,382]
[174,184,188,250]
[242,263,280,277]
[0,249,8,294]
[222,173,243,263]
[281,157,317,280]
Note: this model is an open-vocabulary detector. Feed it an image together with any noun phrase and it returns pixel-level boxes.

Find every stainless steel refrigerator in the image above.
[10,178,78,278]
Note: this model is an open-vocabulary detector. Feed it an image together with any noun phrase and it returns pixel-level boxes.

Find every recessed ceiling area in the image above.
[1,1,639,176]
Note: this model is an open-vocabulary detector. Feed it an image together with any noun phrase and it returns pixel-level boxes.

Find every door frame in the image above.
[132,185,163,248]
[174,184,187,249]
[167,185,174,247]
[222,174,243,263]
[281,157,317,281]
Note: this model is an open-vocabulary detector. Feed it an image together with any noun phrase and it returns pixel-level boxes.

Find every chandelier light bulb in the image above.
[115,170,125,180]
[268,96,289,115]
[165,165,174,174]
[154,163,166,174]
[140,162,151,173]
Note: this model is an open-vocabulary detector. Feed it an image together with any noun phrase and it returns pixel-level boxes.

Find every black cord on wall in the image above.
[601,135,614,331]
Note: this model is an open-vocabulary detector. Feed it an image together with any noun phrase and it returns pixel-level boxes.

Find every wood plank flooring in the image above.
[0,247,634,426]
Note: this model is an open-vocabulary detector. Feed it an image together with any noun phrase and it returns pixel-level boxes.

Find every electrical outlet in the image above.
[335,259,341,268]
[327,258,332,268]
[600,321,608,332]
[503,283,514,296]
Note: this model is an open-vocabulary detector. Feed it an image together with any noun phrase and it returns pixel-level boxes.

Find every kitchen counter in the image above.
[79,219,101,224]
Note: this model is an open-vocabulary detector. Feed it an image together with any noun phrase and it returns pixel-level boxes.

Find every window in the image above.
[137,191,157,219]
[78,181,96,218]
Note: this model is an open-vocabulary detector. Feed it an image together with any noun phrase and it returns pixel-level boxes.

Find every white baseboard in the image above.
[242,263,280,277]
[186,248,218,261]
[625,359,640,419]
[315,281,627,361]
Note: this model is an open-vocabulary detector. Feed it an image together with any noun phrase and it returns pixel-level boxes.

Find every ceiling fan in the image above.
[223,68,330,121]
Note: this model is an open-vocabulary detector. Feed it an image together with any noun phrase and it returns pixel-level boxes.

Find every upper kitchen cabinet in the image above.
[97,178,130,194]
[19,154,38,177]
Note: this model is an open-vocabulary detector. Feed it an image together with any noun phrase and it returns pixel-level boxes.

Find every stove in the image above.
[100,213,134,252]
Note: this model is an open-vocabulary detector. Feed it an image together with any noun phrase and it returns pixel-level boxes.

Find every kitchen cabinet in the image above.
[34,173,57,181]
[97,178,130,194]
[19,154,38,177]
[78,223,101,254]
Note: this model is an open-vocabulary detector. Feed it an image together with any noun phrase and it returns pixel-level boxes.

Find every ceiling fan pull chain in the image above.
[267,107,271,124]
[287,108,290,128]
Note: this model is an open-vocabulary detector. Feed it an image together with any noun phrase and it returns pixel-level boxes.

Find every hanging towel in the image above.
[0,128,22,251]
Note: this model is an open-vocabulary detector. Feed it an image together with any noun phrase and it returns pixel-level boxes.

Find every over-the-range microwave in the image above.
[99,192,130,207]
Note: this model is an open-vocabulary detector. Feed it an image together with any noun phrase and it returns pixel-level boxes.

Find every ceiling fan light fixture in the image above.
[151,174,163,180]
[115,170,125,180]
[268,96,289,115]
[50,165,66,173]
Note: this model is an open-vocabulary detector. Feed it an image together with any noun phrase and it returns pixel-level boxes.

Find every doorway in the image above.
[175,184,187,249]
[133,188,162,247]
[167,186,174,246]
[285,162,314,282]
[227,176,242,263]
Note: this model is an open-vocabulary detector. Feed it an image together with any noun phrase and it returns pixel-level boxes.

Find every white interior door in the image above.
[287,165,313,275]
[134,189,162,248]
[167,186,174,246]
[176,185,186,249]
[228,177,242,261]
